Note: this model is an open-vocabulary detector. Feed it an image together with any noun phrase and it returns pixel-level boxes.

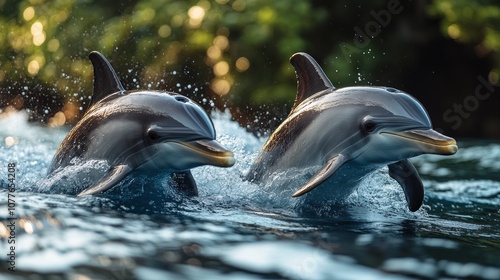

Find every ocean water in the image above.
[0,110,499,280]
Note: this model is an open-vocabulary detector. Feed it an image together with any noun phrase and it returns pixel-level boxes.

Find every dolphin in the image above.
[247,52,457,212]
[48,51,235,197]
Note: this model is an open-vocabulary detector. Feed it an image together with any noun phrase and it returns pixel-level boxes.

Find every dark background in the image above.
[0,0,499,138]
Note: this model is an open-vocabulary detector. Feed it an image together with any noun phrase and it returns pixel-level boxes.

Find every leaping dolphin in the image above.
[247,52,457,212]
[48,51,235,197]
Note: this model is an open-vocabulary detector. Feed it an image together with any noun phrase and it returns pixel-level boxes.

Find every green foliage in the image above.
[0,0,499,138]
[429,0,500,80]
[0,0,323,117]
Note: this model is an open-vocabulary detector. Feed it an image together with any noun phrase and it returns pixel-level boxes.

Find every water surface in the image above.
[1,110,499,280]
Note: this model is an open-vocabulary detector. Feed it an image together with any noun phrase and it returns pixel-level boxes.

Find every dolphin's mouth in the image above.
[381,129,458,155]
[178,139,235,167]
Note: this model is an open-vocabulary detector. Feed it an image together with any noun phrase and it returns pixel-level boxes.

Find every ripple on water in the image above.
[383,258,500,280]
[429,179,500,205]
[205,241,412,280]
[414,142,500,181]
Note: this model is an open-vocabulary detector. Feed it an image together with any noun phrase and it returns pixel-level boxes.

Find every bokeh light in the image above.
[235,57,250,72]
[213,61,229,76]
[447,24,461,39]
[27,60,40,75]
[211,78,231,95]
[207,46,221,60]
[158,25,172,38]
[31,21,45,46]
[49,111,66,127]
[213,35,229,50]
[23,7,35,21]
[188,6,205,28]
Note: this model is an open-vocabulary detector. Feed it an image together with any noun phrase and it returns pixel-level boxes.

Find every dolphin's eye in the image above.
[175,96,189,103]
[362,120,377,133]
[147,129,161,142]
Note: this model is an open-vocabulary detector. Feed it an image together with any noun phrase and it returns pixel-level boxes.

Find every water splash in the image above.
[0,110,450,217]
[1,109,500,280]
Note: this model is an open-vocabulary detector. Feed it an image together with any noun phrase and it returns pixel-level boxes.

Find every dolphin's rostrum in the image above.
[247,52,457,212]
[48,51,235,196]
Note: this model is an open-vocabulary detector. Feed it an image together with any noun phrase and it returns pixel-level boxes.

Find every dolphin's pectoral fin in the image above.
[170,171,198,197]
[77,165,133,196]
[388,159,424,212]
[292,154,347,197]
[88,51,125,107]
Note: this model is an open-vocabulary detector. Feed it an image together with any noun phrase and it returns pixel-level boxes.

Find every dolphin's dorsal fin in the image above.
[77,164,133,196]
[388,159,424,212]
[289,52,334,111]
[88,51,125,106]
[292,154,347,197]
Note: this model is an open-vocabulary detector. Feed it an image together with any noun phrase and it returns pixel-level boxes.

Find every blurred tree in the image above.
[429,0,500,78]
[0,0,324,127]
[0,0,498,138]
[427,0,500,138]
